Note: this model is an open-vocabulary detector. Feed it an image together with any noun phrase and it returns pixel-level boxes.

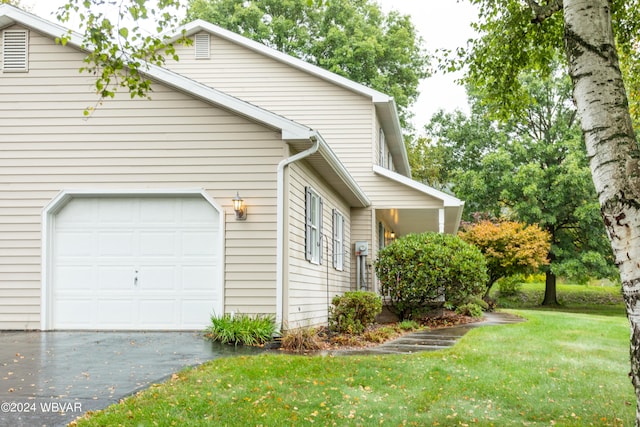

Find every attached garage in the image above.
[42,191,224,331]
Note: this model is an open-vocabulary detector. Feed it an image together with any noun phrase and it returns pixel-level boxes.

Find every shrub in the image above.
[398,319,420,331]
[455,303,484,318]
[375,232,488,320]
[363,326,397,343]
[497,274,524,296]
[458,220,550,297]
[205,313,277,346]
[329,291,382,334]
[464,295,490,311]
[281,327,323,352]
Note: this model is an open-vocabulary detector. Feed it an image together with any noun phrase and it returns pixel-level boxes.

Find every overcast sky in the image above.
[26,0,478,130]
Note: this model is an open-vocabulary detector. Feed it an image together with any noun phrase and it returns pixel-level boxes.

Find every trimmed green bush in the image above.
[329,291,382,334]
[497,274,524,296]
[205,313,277,346]
[456,302,484,318]
[375,232,488,320]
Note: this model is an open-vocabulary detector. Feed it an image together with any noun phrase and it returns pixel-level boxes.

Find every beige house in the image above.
[0,5,463,331]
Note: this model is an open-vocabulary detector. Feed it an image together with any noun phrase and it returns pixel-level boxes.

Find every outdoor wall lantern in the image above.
[232,192,247,220]
[390,230,396,240]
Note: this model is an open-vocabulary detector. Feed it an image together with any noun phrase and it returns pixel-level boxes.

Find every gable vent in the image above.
[194,33,210,60]
[2,29,28,72]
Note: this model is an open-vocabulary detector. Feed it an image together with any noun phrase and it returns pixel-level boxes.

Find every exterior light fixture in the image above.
[232,192,247,220]
[390,230,396,240]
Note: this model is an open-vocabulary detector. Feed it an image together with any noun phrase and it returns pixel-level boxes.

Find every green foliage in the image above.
[375,232,488,320]
[185,0,429,128]
[455,302,484,318]
[281,327,322,352]
[496,275,524,296]
[328,291,382,334]
[55,0,190,114]
[458,220,551,294]
[426,61,618,295]
[205,313,277,346]
[398,319,420,331]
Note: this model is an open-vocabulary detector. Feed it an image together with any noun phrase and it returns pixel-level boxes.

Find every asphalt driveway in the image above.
[0,331,263,427]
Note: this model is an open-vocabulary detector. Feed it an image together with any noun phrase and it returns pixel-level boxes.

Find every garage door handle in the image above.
[134,270,139,286]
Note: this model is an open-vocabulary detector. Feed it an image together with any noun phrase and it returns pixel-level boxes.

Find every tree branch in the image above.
[526,0,564,24]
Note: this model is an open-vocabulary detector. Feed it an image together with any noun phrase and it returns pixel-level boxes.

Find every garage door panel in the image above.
[182,300,216,326]
[139,267,176,291]
[139,232,177,256]
[98,266,135,291]
[98,300,135,325]
[140,199,178,223]
[57,232,95,257]
[182,266,217,291]
[55,298,95,327]
[182,232,217,256]
[98,232,134,256]
[139,300,176,326]
[98,199,136,223]
[52,196,221,330]
[56,266,93,291]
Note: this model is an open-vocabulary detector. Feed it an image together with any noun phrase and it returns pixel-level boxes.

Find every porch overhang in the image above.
[373,166,465,235]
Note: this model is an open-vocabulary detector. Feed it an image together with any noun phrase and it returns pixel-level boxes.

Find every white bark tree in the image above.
[564,0,640,422]
[455,0,640,422]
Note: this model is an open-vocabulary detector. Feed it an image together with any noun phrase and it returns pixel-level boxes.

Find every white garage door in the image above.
[52,196,221,330]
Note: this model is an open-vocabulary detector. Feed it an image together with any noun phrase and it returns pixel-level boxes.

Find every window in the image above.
[194,33,210,59]
[305,187,323,264]
[2,29,28,72]
[378,128,386,168]
[332,209,345,271]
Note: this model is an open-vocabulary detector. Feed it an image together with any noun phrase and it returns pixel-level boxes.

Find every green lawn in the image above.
[74,308,634,426]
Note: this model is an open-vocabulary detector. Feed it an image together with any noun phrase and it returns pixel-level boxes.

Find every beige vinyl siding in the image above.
[285,162,352,328]
[366,175,447,209]
[165,32,376,179]
[0,26,286,328]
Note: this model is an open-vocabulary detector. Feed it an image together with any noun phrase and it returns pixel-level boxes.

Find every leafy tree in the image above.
[447,0,640,421]
[375,232,488,320]
[427,65,618,305]
[458,220,551,298]
[184,0,429,129]
[54,0,189,113]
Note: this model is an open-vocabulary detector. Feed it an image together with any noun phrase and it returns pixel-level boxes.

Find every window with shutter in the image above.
[333,209,344,271]
[2,29,28,72]
[305,187,322,264]
[194,33,210,60]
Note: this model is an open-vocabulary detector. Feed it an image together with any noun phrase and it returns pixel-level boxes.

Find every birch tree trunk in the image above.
[564,0,640,423]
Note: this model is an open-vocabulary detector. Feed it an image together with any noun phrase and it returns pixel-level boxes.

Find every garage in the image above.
[47,194,222,330]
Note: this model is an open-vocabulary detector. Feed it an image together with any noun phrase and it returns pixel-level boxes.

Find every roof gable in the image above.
[170,20,411,177]
[0,4,369,207]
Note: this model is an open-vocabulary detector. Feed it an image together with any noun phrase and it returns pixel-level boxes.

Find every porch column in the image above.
[439,208,445,233]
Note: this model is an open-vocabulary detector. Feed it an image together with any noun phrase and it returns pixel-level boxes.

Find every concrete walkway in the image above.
[330,312,525,356]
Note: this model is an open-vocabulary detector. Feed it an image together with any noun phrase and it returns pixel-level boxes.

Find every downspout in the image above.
[276,134,320,331]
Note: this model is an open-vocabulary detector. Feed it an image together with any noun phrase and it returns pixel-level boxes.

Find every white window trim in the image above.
[2,29,28,72]
[379,128,386,168]
[333,209,345,271]
[305,187,323,264]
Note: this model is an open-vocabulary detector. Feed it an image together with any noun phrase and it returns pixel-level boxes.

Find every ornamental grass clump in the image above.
[205,313,277,346]
[375,232,488,320]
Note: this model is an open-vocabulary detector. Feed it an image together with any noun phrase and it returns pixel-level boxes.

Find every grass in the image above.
[73,304,635,426]
[493,281,625,316]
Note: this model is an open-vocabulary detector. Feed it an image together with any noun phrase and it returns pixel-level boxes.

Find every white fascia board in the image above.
[0,4,84,48]
[142,62,314,140]
[373,165,464,207]
[0,5,314,141]
[312,132,371,208]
